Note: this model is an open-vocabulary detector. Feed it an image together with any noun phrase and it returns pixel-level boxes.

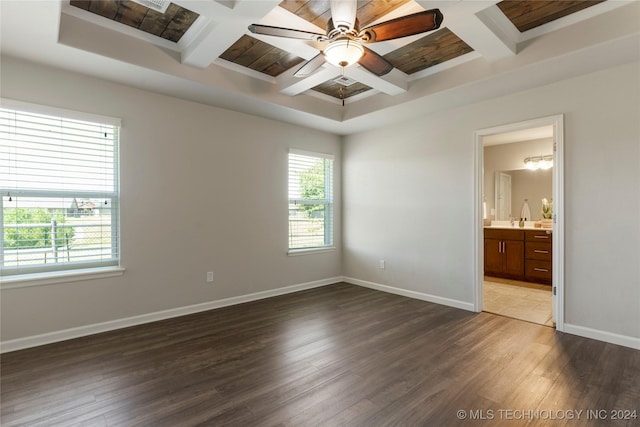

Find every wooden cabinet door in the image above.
[504,240,525,276]
[484,238,504,275]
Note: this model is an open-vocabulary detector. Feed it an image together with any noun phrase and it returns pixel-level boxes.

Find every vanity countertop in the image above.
[484,226,552,231]
[485,220,552,231]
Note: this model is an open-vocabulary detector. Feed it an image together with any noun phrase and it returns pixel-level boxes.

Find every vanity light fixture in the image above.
[524,155,553,170]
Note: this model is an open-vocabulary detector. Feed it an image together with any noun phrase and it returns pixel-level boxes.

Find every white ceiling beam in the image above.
[277,65,341,96]
[418,0,517,62]
[211,0,236,10]
[181,20,241,67]
[180,0,281,68]
[473,5,519,55]
[343,67,408,96]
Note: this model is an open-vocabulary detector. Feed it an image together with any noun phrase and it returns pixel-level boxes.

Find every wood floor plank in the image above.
[1,282,638,426]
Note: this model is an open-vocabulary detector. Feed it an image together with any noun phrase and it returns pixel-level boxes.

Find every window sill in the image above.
[0,266,126,289]
[288,247,336,256]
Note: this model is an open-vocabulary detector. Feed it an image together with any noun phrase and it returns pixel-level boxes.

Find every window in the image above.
[0,100,120,278]
[288,149,334,251]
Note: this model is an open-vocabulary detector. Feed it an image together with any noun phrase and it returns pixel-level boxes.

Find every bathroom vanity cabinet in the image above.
[484,229,525,279]
[484,228,552,285]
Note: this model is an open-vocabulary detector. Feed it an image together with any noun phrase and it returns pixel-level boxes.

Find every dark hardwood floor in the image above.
[1,282,639,426]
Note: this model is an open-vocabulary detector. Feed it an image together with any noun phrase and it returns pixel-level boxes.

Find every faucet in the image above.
[510,217,515,227]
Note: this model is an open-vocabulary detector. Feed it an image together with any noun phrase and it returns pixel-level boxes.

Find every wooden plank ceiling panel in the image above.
[356,0,413,27]
[384,28,473,75]
[279,0,332,29]
[219,35,305,77]
[312,80,372,99]
[70,0,199,42]
[159,5,199,42]
[114,1,148,27]
[497,0,606,33]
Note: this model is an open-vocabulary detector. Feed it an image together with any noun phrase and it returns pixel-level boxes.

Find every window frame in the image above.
[287,148,335,254]
[0,98,123,286]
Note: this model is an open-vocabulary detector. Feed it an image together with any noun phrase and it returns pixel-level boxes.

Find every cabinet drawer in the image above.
[485,228,524,241]
[526,230,552,242]
[526,260,552,281]
[526,242,552,261]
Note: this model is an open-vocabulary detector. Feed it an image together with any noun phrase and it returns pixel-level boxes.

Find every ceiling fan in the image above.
[248,0,443,77]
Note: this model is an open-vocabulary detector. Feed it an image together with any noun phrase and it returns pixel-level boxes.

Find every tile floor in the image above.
[483,276,554,327]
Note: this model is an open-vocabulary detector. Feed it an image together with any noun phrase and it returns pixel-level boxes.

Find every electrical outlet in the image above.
[379,260,385,269]
[206,272,214,282]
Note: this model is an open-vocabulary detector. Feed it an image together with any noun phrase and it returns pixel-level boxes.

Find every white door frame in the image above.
[473,114,565,331]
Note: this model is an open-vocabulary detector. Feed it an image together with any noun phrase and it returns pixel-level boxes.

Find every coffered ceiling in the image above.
[1,1,639,134]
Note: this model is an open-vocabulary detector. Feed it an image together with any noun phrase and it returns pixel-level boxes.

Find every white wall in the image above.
[0,57,342,341]
[2,56,638,348]
[343,61,640,341]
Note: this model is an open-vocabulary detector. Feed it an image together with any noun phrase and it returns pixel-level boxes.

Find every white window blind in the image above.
[0,101,120,277]
[288,149,334,250]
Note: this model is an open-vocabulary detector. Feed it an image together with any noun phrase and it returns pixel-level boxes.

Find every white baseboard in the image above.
[345,278,640,350]
[563,323,640,350]
[0,277,342,353]
[5,277,637,353]
[343,276,475,312]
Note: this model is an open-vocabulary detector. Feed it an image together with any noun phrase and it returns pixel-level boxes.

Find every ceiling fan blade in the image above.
[358,46,394,76]
[330,0,358,32]
[359,9,444,43]
[248,24,327,41]
[294,53,326,77]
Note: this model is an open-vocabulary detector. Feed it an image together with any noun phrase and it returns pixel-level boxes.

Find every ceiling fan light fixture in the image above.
[323,39,364,68]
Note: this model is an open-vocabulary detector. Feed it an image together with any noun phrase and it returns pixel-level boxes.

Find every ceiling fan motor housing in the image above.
[326,18,360,40]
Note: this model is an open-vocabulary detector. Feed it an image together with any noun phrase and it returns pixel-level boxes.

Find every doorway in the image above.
[473,115,564,331]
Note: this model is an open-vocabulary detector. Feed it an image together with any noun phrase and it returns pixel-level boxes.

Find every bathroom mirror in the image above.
[493,168,552,221]
[495,172,512,220]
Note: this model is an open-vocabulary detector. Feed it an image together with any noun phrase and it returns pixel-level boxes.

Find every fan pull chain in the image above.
[339,86,345,107]
[340,68,346,107]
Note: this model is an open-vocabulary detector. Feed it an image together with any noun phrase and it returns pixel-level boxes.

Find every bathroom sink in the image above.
[487,220,539,229]
[489,220,513,228]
